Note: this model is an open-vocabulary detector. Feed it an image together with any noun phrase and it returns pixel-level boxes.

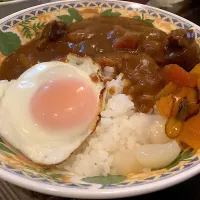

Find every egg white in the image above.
[0,54,104,165]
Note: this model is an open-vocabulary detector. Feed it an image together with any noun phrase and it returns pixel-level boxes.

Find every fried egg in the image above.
[0,54,105,165]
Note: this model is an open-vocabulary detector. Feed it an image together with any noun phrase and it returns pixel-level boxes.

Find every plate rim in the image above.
[1,162,200,198]
[0,0,200,198]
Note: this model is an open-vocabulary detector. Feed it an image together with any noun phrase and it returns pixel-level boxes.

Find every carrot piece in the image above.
[179,114,200,150]
[163,64,197,88]
[155,82,178,100]
[156,94,173,117]
[190,63,200,78]
[113,32,140,50]
[197,78,200,93]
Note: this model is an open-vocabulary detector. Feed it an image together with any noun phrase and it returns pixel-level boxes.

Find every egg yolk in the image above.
[30,78,98,129]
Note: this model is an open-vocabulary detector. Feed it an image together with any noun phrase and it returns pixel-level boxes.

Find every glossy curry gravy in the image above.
[1,17,200,112]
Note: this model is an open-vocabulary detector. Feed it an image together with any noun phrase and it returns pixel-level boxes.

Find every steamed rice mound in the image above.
[58,74,181,176]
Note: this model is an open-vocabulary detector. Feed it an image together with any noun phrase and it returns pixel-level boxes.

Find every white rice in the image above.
[58,74,181,177]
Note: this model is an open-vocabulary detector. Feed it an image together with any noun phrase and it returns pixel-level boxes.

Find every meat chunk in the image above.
[113,32,141,50]
[121,54,162,89]
[166,29,200,71]
[168,29,195,48]
[40,20,68,41]
[37,20,69,50]
[166,42,200,71]
[140,40,166,64]
[122,54,163,112]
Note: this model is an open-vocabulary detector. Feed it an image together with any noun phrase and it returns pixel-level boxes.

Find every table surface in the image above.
[0,0,200,199]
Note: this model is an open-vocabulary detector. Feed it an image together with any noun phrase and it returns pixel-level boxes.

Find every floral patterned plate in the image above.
[0,0,200,198]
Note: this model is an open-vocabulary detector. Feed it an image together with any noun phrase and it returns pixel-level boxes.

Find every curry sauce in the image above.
[1,17,200,112]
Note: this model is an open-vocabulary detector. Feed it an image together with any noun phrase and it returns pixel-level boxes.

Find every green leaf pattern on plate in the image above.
[0,137,4,143]
[82,175,126,189]
[133,16,142,20]
[143,19,154,24]
[68,8,83,21]
[19,17,46,39]
[0,30,21,56]
[57,8,82,25]
[0,137,17,155]
[101,9,121,17]
[133,14,154,24]
[0,141,16,155]
[57,15,73,25]
[166,149,195,169]
[25,165,64,181]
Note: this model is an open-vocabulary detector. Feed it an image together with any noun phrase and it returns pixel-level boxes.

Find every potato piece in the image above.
[185,88,198,116]
[179,114,200,150]
[156,95,173,117]
[155,82,178,100]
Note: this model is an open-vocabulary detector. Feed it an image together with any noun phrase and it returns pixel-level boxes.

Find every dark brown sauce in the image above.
[1,17,200,112]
